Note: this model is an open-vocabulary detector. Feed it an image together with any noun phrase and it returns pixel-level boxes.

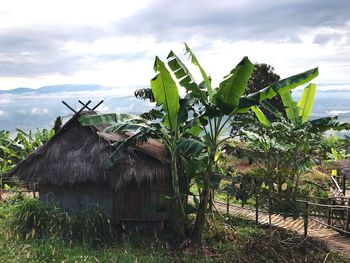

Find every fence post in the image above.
[303,201,309,238]
[226,189,229,214]
[346,197,350,232]
[268,197,272,227]
[327,198,332,226]
[255,194,259,225]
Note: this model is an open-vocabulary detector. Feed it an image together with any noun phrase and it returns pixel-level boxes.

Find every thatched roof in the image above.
[335,159,350,179]
[10,111,171,190]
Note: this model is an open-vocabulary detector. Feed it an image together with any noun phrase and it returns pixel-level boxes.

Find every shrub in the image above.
[11,198,116,245]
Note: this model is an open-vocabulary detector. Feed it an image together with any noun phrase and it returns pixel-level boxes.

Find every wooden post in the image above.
[226,189,229,214]
[346,198,350,232]
[303,201,309,238]
[328,198,332,226]
[268,198,272,227]
[255,194,259,225]
[343,174,346,196]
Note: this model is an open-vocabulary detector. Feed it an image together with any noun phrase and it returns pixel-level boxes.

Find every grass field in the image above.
[0,195,347,263]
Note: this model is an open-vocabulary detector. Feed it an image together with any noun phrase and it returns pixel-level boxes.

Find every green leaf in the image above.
[104,122,151,133]
[280,92,300,126]
[151,56,180,131]
[214,57,254,114]
[79,113,138,126]
[187,124,202,137]
[260,101,284,119]
[238,68,319,110]
[184,203,197,214]
[177,98,190,125]
[167,50,207,104]
[184,43,213,98]
[297,83,316,124]
[107,131,151,167]
[178,138,205,157]
[309,116,350,132]
[251,106,270,126]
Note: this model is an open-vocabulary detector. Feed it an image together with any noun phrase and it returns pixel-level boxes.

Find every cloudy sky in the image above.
[0,0,349,91]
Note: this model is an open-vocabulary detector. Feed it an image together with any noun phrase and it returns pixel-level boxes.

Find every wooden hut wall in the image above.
[112,178,172,221]
[39,184,113,217]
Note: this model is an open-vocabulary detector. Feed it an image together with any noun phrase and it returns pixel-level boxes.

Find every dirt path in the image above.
[214,200,350,258]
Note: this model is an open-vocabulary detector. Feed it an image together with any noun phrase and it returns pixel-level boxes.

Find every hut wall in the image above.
[39,184,113,217]
[113,178,172,221]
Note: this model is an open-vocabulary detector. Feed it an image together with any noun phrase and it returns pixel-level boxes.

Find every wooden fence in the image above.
[221,193,350,237]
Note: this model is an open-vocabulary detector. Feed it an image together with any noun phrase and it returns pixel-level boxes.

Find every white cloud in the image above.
[0,0,152,28]
[0,97,13,104]
[0,110,8,117]
[31,107,49,115]
[0,0,349,92]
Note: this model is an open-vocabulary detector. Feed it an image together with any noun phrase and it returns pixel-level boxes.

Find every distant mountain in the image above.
[0,87,34,94]
[0,84,109,95]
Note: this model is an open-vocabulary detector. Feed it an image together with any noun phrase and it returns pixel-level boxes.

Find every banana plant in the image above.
[80,58,205,239]
[279,83,316,127]
[166,44,318,243]
[81,44,318,243]
[256,83,350,132]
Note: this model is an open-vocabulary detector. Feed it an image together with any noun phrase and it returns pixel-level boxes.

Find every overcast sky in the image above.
[0,0,349,91]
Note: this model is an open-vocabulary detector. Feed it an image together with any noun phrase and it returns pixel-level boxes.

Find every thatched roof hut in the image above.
[10,111,172,223]
[335,159,350,179]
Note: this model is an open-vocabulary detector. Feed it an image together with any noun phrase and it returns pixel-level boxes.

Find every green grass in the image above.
[0,196,348,263]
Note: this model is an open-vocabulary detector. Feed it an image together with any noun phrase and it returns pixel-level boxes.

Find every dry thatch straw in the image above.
[335,159,350,179]
[10,111,171,190]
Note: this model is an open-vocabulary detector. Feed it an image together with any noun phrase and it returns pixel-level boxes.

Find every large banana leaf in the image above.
[151,56,180,131]
[214,57,254,114]
[79,113,138,126]
[167,50,207,103]
[184,43,213,98]
[297,83,316,124]
[280,92,300,126]
[238,68,318,110]
[260,101,284,119]
[251,106,270,126]
[309,116,350,132]
[177,138,205,157]
[107,131,151,167]
[104,122,152,133]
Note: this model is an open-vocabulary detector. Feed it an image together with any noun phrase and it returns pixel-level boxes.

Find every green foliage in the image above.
[297,83,316,124]
[263,83,350,133]
[10,198,116,245]
[134,87,155,102]
[11,198,71,240]
[0,128,55,195]
[151,56,180,131]
[238,68,318,110]
[214,57,254,114]
[279,83,316,126]
[0,199,346,263]
[80,43,319,243]
[53,116,62,133]
[246,63,282,120]
[320,134,350,161]
[232,119,321,217]
[309,116,350,133]
[184,43,213,98]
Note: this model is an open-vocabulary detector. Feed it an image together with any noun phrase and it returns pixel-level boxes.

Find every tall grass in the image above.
[10,197,116,245]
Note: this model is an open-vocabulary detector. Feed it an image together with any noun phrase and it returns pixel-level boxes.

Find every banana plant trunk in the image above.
[193,172,210,244]
[170,147,186,240]
[193,155,214,244]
